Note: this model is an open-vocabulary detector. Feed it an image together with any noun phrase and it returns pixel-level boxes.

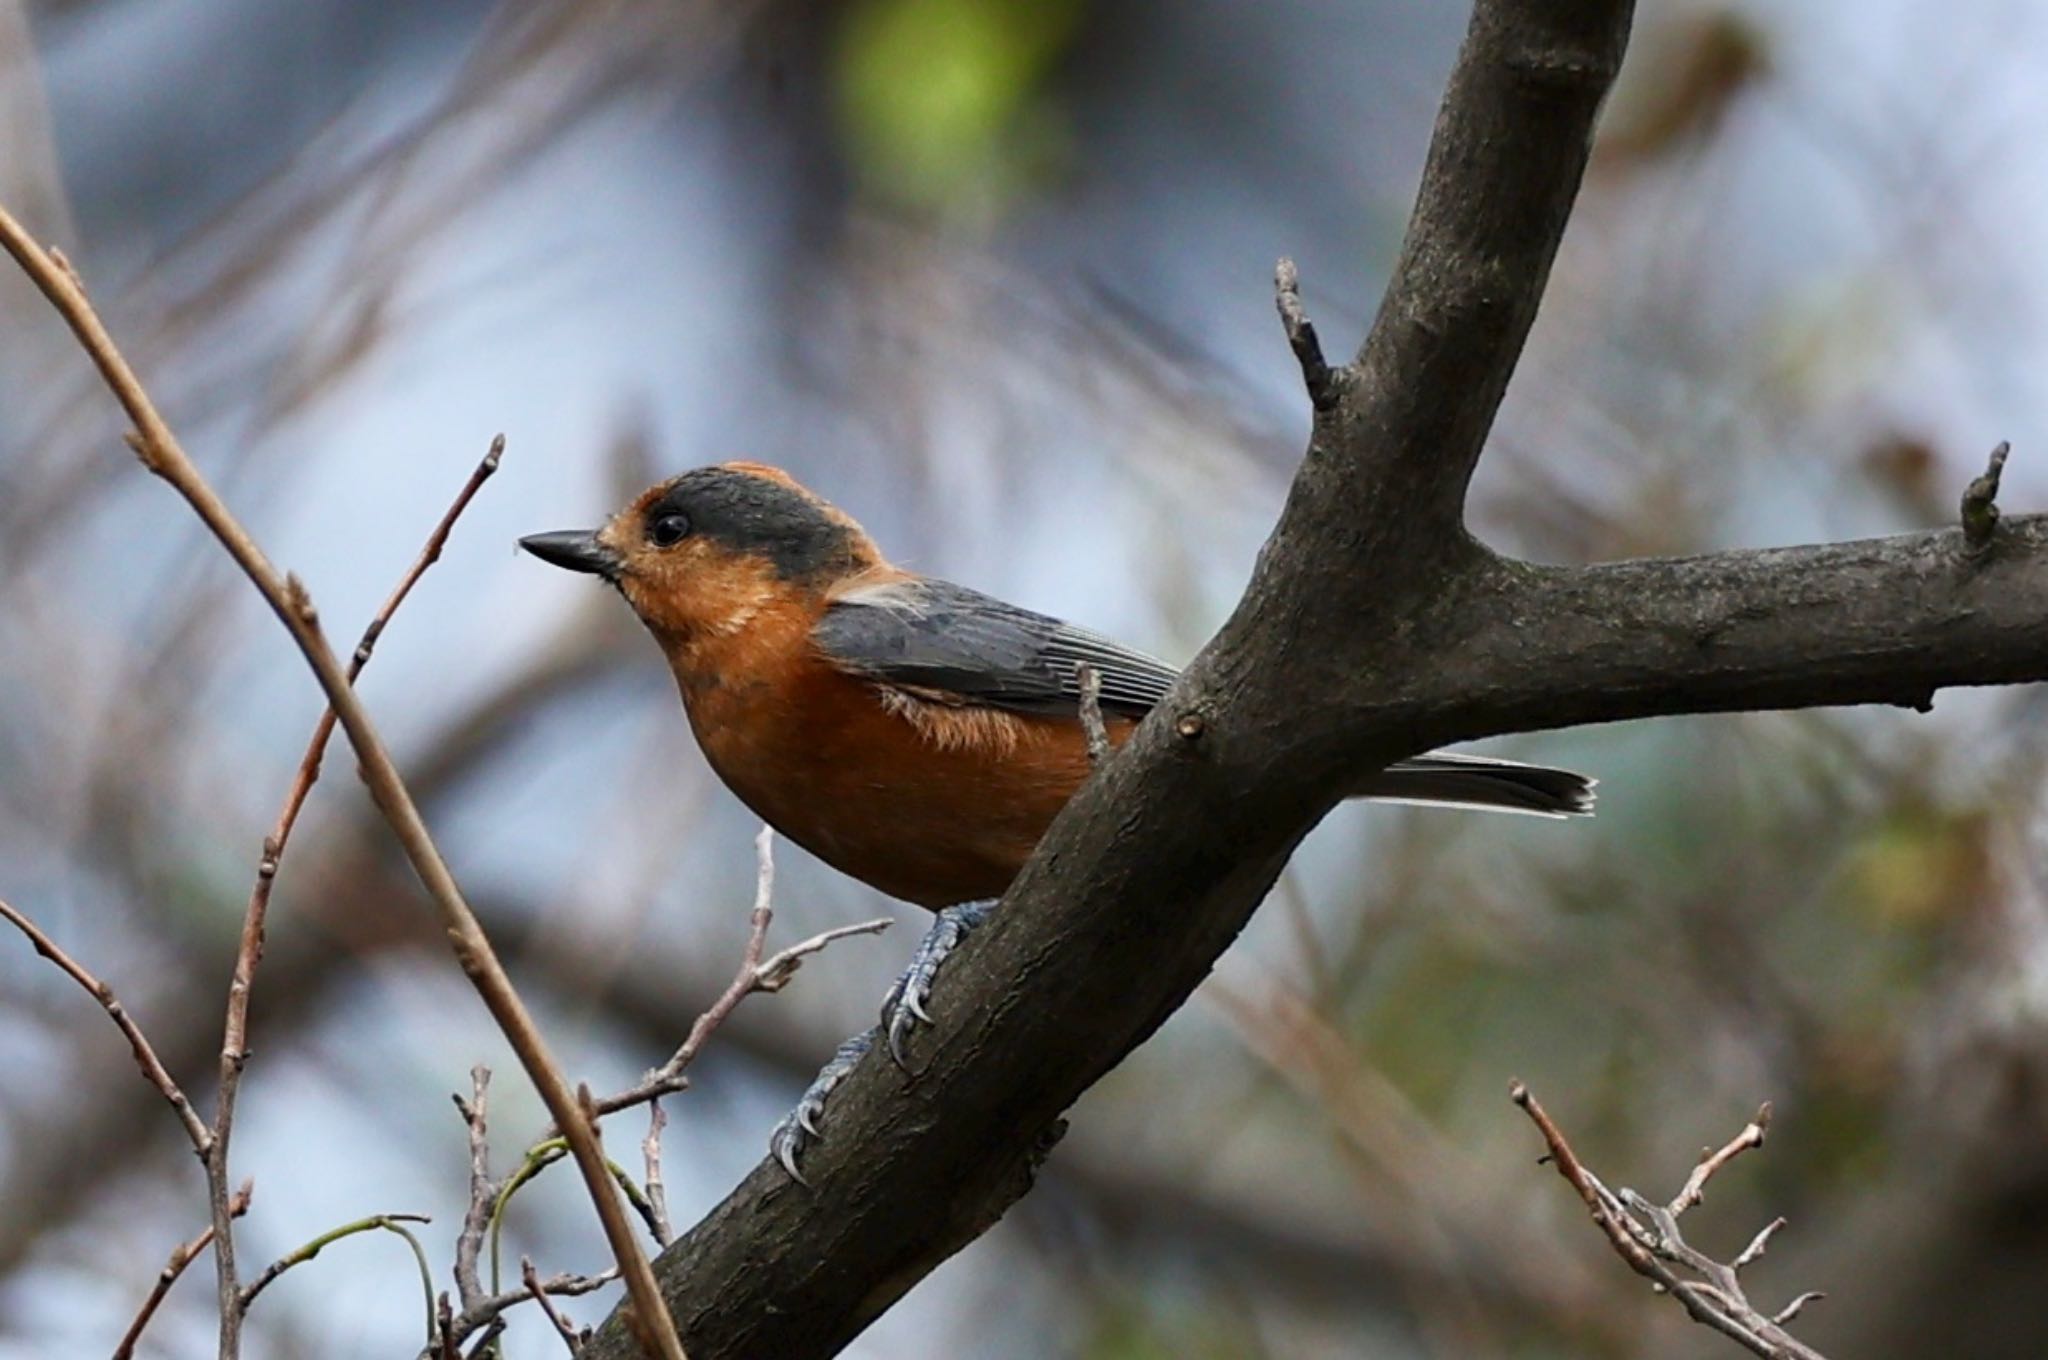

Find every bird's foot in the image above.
[770,901,997,1183]
[770,1029,874,1185]
[880,900,995,1070]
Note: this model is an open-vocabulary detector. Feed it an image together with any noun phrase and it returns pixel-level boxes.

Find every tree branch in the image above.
[1340,0,1631,526]
[1512,1082,1827,1359]
[0,897,211,1154]
[522,1256,588,1354]
[208,435,503,1357]
[585,3,1637,1355]
[1273,257,1338,411]
[112,1182,252,1360]
[453,1066,494,1315]
[240,1212,440,1351]
[1422,521,2048,743]
[566,827,890,1125]
[442,1267,618,1349]
[0,210,682,1359]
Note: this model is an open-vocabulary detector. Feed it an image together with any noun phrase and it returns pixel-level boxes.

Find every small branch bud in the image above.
[283,573,319,629]
[1962,440,2011,553]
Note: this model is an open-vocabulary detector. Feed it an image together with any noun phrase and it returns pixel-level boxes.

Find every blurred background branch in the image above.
[1515,1083,1826,1359]
[5,1,2048,1357]
[1,194,681,1356]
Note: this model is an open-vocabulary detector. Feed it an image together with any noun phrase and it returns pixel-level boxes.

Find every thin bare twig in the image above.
[523,1256,586,1354]
[1670,1103,1772,1215]
[574,828,890,1124]
[1274,256,1339,410]
[0,898,211,1153]
[1511,1082,1828,1360]
[437,830,880,1350]
[443,1268,618,1349]
[643,1103,673,1247]
[1074,662,1111,765]
[209,436,504,1352]
[111,1181,253,1360]
[453,1065,493,1312]
[435,1294,461,1360]
[0,201,684,1360]
[240,1212,437,1352]
[1734,1217,1788,1271]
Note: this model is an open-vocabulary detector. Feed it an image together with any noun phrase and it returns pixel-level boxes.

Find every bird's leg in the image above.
[880,900,995,1069]
[770,1029,874,1184]
[769,900,996,1182]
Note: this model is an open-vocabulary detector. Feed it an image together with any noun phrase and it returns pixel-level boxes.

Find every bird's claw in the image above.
[771,902,997,1182]
[879,901,994,1072]
[770,1029,873,1184]
[770,1118,809,1185]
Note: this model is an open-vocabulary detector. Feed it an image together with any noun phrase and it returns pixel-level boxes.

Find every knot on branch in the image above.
[1961,440,2011,555]
[1026,1118,1070,1180]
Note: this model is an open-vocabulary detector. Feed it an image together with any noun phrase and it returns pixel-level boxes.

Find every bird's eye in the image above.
[649,512,691,547]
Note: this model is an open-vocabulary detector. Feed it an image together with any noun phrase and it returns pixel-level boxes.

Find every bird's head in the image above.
[520,462,881,641]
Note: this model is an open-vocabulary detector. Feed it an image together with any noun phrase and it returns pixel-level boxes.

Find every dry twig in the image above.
[435,1294,462,1360]
[643,1104,673,1247]
[574,827,890,1124]
[0,897,211,1153]
[208,436,504,1353]
[1274,257,1339,410]
[453,1065,494,1313]
[443,1268,619,1350]
[1512,1081,1827,1360]
[111,1182,253,1360]
[0,201,684,1360]
[1670,1103,1773,1215]
[524,1255,588,1353]
[430,828,879,1352]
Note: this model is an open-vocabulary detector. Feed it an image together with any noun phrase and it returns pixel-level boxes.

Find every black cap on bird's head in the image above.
[519,462,881,638]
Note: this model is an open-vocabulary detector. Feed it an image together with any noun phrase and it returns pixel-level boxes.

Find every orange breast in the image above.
[670,609,1128,908]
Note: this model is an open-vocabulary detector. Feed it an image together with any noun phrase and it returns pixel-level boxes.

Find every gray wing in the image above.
[813,578,1179,718]
[816,579,1596,817]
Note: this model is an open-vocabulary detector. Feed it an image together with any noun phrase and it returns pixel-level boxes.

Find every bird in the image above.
[520,461,1593,1174]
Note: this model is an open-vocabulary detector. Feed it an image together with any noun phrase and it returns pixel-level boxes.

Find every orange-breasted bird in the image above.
[520,462,1593,1173]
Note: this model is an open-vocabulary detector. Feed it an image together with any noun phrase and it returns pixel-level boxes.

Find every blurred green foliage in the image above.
[834,0,1085,215]
[1077,1291,1269,1360]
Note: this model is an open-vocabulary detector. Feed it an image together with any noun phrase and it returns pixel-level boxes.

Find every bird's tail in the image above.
[1351,752,1596,818]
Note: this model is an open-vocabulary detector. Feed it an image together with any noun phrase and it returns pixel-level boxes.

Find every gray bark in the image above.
[582,1,2048,1354]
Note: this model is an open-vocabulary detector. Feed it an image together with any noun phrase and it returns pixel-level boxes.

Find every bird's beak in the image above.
[519,530,622,580]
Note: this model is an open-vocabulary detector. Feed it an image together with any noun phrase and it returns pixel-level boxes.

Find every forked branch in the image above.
[0,206,682,1360]
[1513,1082,1826,1360]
